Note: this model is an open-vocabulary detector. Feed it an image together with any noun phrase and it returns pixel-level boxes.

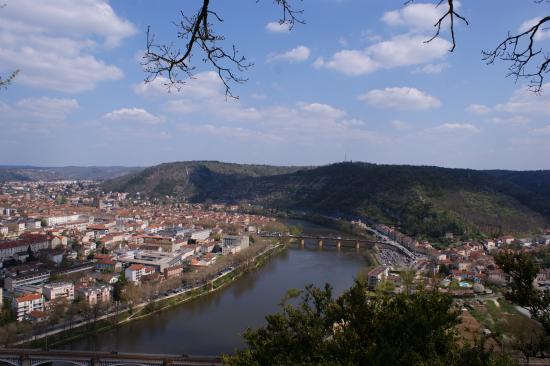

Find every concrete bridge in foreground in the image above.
[0,349,222,366]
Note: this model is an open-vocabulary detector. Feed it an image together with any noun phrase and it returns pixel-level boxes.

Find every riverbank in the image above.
[18,243,287,349]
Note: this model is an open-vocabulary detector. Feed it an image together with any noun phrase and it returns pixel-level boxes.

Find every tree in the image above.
[496,251,550,334]
[225,281,514,365]
[148,1,550,96]
[0,69,18,89]
[26,245,36,262]
[0,4,19,90]
[143,0,302,97]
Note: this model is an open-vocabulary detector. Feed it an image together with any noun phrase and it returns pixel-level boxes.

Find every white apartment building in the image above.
[76,284,111,306]
[125,264,155,283]
[43,282,75,302]
[191,229,211,241]
[223,235,250,249]
[13,293,44,321]
[44,214,81,227]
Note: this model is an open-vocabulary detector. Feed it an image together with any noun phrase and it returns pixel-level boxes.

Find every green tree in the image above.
[225,281,513,366]
[496,252,550,338]
[26,245,36,262]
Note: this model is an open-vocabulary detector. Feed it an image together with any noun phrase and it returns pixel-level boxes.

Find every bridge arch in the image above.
[0,358,20,366]
[101,362,158,366]
[30,359,90,366]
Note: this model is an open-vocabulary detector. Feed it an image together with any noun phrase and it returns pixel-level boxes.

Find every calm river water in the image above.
[60,222,367,356]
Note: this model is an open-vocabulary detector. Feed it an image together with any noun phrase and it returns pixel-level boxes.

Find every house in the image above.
[163,265,183,279]
[538,235,550,245]
[13,293,44,321]
[43,282,75,302]
[190,253,217,267]
[481,239,496,251]
[367,266,389,289]
[96,258,122,273]
[124,264,155,283]
[76,284,111,306]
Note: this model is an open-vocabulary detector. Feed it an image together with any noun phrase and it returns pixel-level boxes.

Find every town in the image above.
[1,178,549,352]
[0,180,280,344]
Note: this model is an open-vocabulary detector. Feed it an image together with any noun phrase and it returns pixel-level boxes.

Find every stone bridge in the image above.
[0,349,222,366]
[262,234,415,259]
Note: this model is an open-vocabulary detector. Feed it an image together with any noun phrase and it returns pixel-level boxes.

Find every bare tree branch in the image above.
[143,0,303,98]
[406,0,468,52]
[0,3,19,90]
[483,16,550,94]
[0,69,19,89]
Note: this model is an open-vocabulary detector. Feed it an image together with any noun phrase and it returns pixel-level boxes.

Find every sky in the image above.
[0,0,549,170]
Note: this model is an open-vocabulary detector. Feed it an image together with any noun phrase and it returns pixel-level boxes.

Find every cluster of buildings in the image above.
[0,180,273,322]
[363,222,550,297]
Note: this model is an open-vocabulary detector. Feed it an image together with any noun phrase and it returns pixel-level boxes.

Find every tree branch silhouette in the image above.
[406,0,469,52]
[143,0,303,98]
[483,16,550,93]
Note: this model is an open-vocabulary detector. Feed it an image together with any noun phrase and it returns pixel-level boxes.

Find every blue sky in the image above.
[0,0,549,169]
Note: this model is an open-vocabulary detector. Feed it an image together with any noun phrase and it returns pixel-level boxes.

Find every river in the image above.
[60,222,368,356]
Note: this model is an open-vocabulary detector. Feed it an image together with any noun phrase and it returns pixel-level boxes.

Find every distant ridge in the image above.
[103,161,550,240]
[0,166,143,182]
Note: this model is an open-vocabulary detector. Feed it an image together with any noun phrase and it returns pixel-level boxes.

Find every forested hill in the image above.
[103,161,550,240]
[0,166,143,182]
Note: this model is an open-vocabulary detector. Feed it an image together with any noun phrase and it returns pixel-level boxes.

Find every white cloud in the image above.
[268,45,311,62]
[134,72,222,98]
[381,2,450,32]
[266,21,291,33]
[16,97,79,119]
[519,17,550,41]
[466,104,491,115]
[299,102,346,119]
[318,50,378,75]
[532,125,550,135]
[432,123,480,133]
[412,63,449,74]
[0,97,79,134]
[179,124,279,141]
[358,87,441,110]
[488,116,529,125]
[103,108,164,124]
[250,93,267,100]
[391,120,411,130]
[319,35,450,75]
[495,83,550,115]
[367,34,450,68]
[0,0,134,92]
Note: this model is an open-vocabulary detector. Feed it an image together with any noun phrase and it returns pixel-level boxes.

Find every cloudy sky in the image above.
[0,0,549,169]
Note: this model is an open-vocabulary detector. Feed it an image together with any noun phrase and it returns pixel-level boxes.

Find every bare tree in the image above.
[0,4,19,89]
[0,69,19,89]
[408,0,468,52]
[483,15,550,93]
[146,0,549,95]
[143,0,303,98]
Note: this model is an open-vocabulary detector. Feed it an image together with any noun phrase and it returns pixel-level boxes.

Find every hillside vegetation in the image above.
[0,166,143,182]
[103,161,550,240]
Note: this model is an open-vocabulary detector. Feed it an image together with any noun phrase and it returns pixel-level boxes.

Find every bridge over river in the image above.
[261,234,415,259]
[0,349,222,366]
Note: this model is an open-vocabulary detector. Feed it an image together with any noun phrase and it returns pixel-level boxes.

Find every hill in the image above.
[102,161,550,240]
[0,166,143,182]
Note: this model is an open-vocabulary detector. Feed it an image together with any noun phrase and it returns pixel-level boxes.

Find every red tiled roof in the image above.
[16,293,43,302]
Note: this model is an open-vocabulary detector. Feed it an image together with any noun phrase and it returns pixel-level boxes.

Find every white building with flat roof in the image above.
[43,282,74,302]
